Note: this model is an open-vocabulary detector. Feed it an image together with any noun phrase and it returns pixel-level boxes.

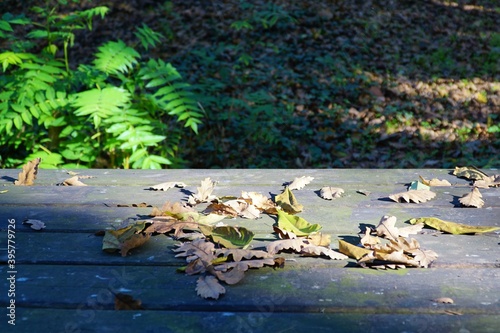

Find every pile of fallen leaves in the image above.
[13,159,500,300]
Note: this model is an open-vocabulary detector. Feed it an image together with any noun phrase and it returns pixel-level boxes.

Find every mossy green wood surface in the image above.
[0,169,499,332]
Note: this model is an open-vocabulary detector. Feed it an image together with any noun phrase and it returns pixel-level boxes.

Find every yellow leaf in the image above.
[409,217,500,234]
[338,239,371,260]
[275,187,303,213]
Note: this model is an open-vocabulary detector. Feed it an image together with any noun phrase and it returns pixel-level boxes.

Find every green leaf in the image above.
[199,225,255,249]
[409,217,500,235]
[276,209,321,236]
[93,40,140,74]
[274,186,303,213]
[72,87,130,119]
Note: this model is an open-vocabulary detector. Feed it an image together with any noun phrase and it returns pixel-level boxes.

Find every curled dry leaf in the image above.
[61,176,87,186]
[433,297,454,304]
[388,189,436,203]
[224,199,261,219]
[360,228,380,247]
[288,176,314,190]
[453,166,488,180]
[319,186,344,200]
[275,187,303,214]
[266,238,308,255]
[241,191,277,214]
[376,215,424,240]
[23,219,45,230]
[188,177,218,206]
[149,181,187,191]
[338,239,372,260]
[458,187,484,208]
[473,175,500,188]
[300,245,348,260]
[196,275,225,300]
[419,175,452,186]
[307,232,331,247]
[114,293,143,310]
[215,248,272,262]
[409,217,500,234]
[14,158,41,186]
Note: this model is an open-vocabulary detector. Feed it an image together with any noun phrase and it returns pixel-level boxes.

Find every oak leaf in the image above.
[102,221,152,256]
[319,186,344,200]
[273,225,298,239]
[300,245,348,260]
[419,175,452,186]
[61,176,87,186]
[214,258,276,273]
[240,191,277,214]
[149,181,187,191]
[274,187,303,214]
[388,189,436,203]
[147,217,200,238]
[215,248,273,262]
[288,176,314,190]
[359,228,380,247]
[196,275,225,299]
[459,187,484,208]
[376,215,423,240]
[266,238,308,255]
[14,158,41,186]
[473,175,500,188]
[409,217,500,234]
[203,201,239,217]
[173,239,216,263]
[188,177,218,205]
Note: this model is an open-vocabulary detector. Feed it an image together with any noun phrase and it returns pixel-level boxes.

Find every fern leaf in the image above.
[0,52,33,72]
[72,87,130,126]
[93,40,140,74]
[134,23,163,50]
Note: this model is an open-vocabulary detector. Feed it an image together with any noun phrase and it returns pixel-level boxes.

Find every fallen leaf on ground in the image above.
[222,199,261,219]
[215,248,273,262]
[459,187,484,208]
[319,186,344,200]
[188,177,218,205]
[114,293,143,310]
[117,202,152,207]
[376,215,423,240]
[61,176,87,186]
[300,245,348,260]
[241,191,277,214]
[419,176,452,186]
[276,209,322,236]
[14,158,41,186]
[146,217,200,238]
[473,175,500,188]
[173,239,216,264]
[453,166,488,180]
[433,297,454,304]
[338,239,372,260]
[196,275,225,299]
[356,189,371,196]
[409,217,500,234]
[307,232,331,247]
[388,189,436,203]
[102,221,151,256]
[275,187,303,213]
[23,219,45,230]
[266,238,308,255]
[149,181,187,191]
[288,176,314,190]
[199,225,255,249]
[360,228,380,247]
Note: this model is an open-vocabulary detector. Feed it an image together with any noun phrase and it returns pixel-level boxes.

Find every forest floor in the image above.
[10,0,500,168]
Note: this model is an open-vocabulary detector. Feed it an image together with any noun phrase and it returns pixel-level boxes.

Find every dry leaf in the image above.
[300,245,348,260]
[147,217,200,238]
[188,178,218,205]
[360,228,380,247]
[114,293,143,310]
[376,215,423,240]
[173,239,216,263]
[204,201,239,217]
[23,219,45,230]
[288,176,314,190]
[356,189,371,196]
[240,191,277,214]
[459,187,484,208]
[409,217,500,234]
[215,248,273,262]
[473,175,500,188]
[273,225,298,239]
[419,175,452,186]
[338,239,372,260]
[120,233,151,256]
[149,181,187,191]
[433,297,454,304]
[307,232,331,247]
[214,258,276,273]
[275,187,303,214]
[319,186,344,200]
[14,158,41,186]
[266,238,308,255]
[196,275,225,299]
[388,189,436,203]
[223,199,261,219]
[453,166,488,180]
[62,176,87,186]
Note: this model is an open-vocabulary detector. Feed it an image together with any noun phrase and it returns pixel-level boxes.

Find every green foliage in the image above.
[0,1,203,169]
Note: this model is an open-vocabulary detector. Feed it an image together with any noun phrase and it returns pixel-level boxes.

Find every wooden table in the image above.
[1,169,499,332]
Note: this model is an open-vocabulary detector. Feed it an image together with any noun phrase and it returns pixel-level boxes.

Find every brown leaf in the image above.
[388,189,436,203]
[23,219,45,230]
[433,297,454,304]
[196,275,225,299]
[224,199,261,219]
[266,238,308,255]
[149,181,187,191]
[204,201,239,217]
[241,191,277,214]
[419,175,452,186]
[473,175,500,188]
[214,258,276,275]
[215,248,273,262]
[319,186,344,200]
[459,187,484,208]
[300,245,348,260]
[62,176,87,186]
[376,215,423,240]
[147,217,200,238]
[359,228,380,247]
[307,232,331,247]
[288,176,314,190]
[273,225,298,239]
[14,158,41,186]
[120,233,151,257]
[173,239,216,264]
[114,293,143,310]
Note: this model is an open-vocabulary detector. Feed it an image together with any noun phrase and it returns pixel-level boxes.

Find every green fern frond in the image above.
[72,87,130,127]
[134,24,163,50]
[93,40,140,74]
[0,52,33,71]
[139,59,203,133]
